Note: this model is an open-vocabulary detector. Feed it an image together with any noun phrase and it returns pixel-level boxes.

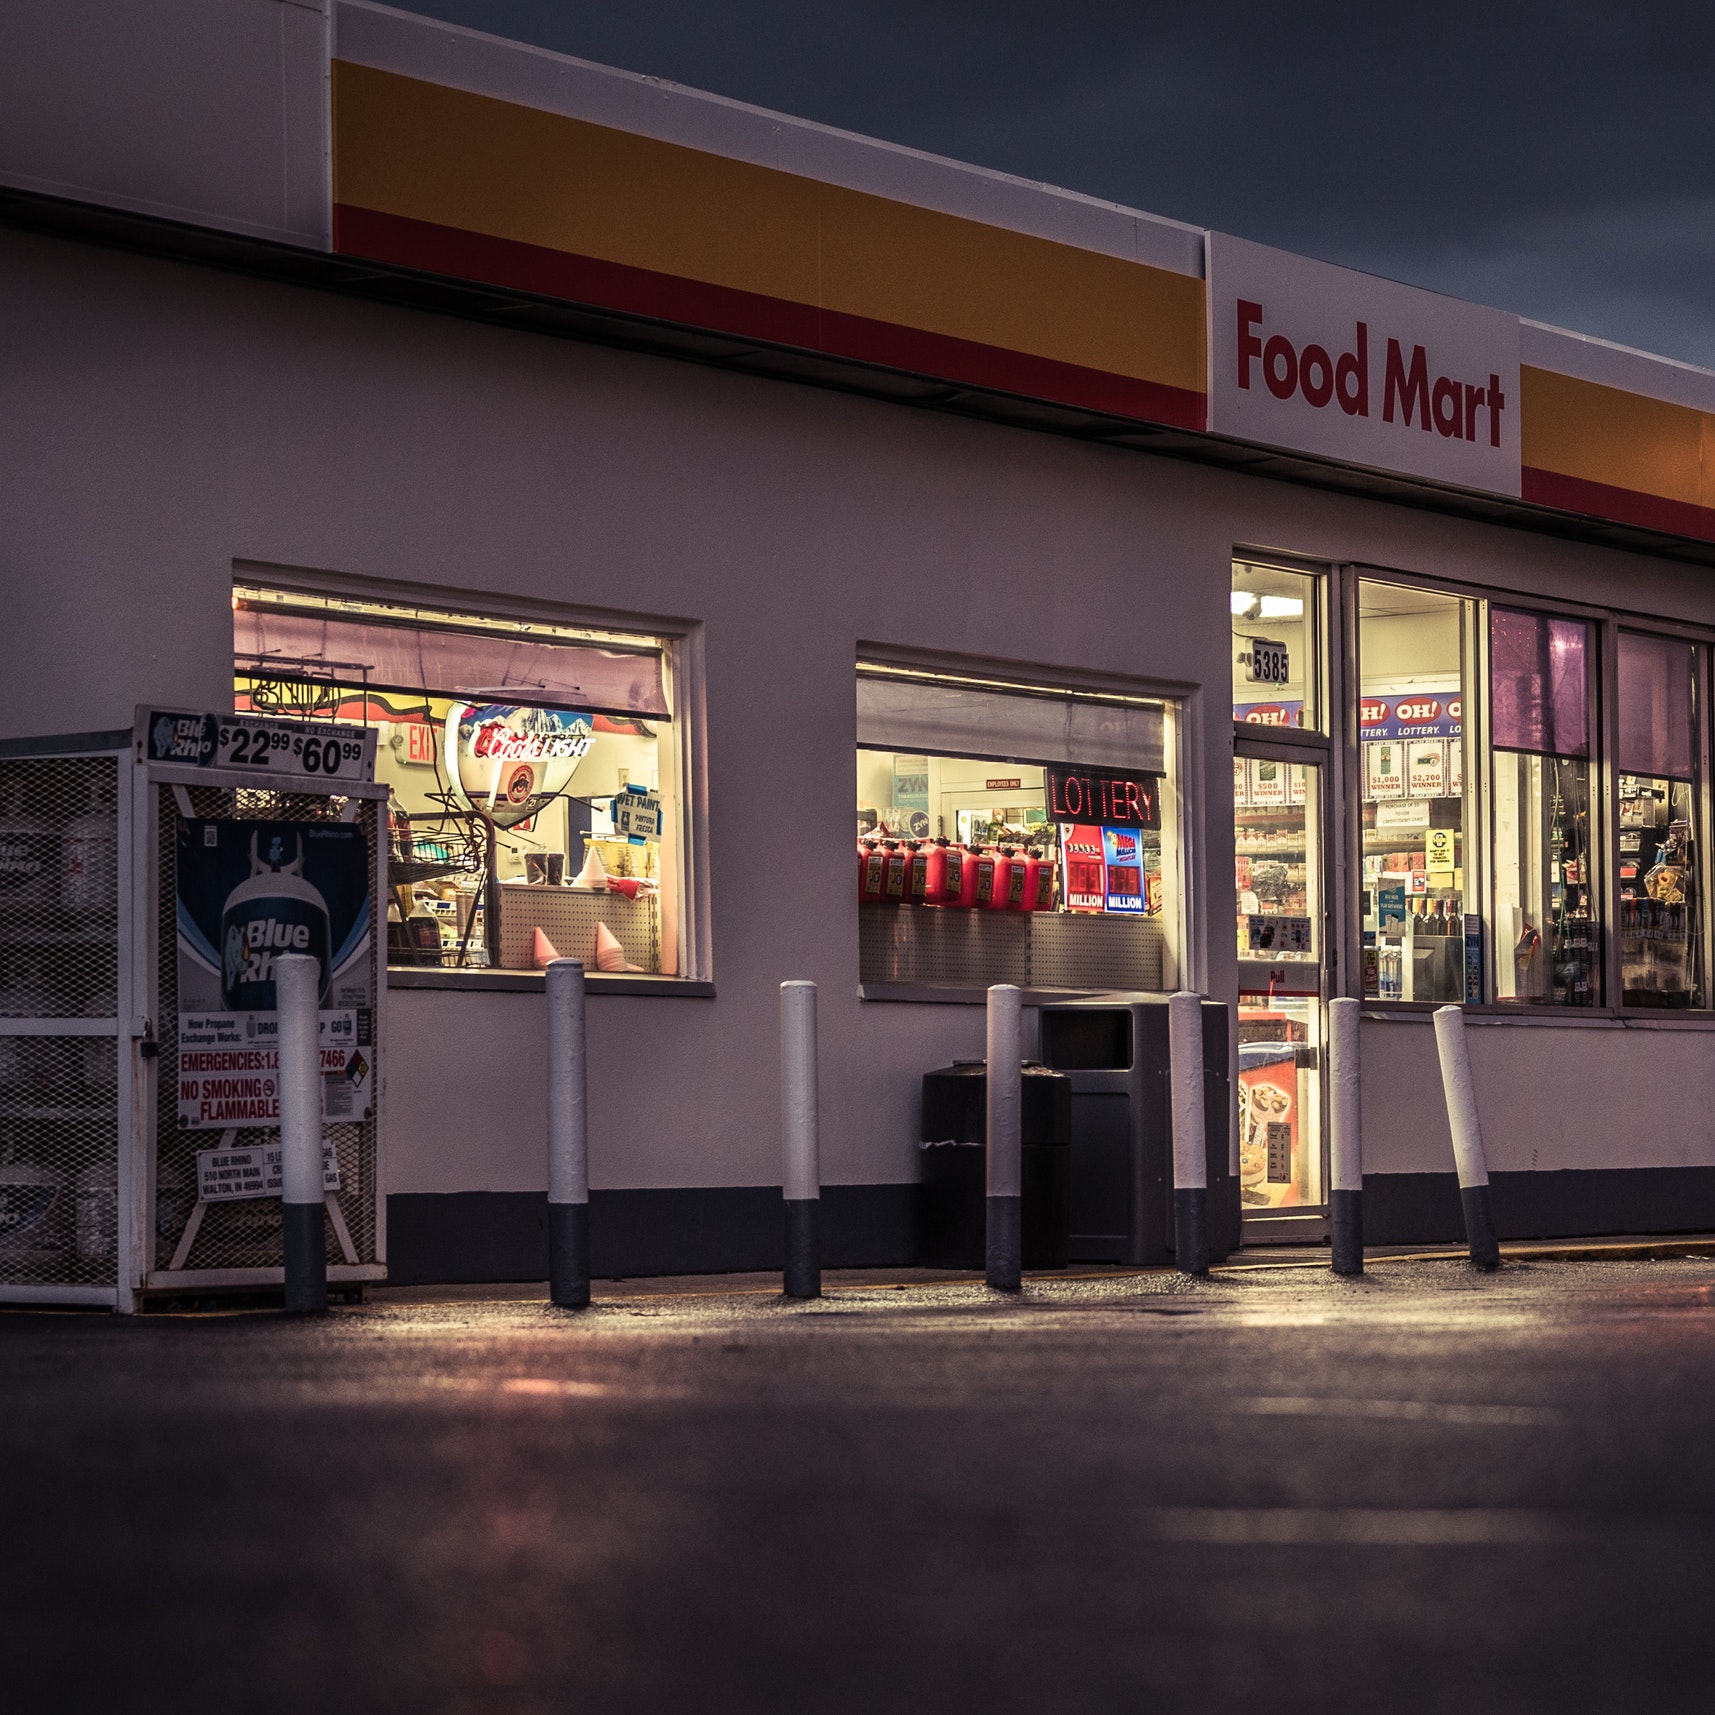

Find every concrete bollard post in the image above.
[1432,1005,1500,1271]
[1168,991,1208,1276]
[1328,997,1363,1276]
[547,958,591,1308]
[780,981,821,1299]
[276,953,327,1315]
[985,984,1023,1292]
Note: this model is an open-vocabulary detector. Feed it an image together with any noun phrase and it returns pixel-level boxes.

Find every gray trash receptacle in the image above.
[1037,995,1235,1265]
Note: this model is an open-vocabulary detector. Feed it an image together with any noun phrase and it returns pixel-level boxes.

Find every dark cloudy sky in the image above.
[394,3,1715,369]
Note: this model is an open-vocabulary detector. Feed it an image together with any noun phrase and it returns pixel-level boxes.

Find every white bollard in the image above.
[276,952,326,1314]
[1432,1005,1500,1270]
[547,959,590,1307]
[985,984,1023,1291]
[780,981,821,1299]
[1168,991,1208,1275]
[1328,997,1363,1275]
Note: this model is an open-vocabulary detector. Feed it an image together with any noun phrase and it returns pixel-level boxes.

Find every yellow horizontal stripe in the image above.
[332,60,1204,394]
[1521,365,1711,509]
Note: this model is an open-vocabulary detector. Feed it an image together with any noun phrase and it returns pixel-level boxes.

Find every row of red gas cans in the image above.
[858,836,1056,911]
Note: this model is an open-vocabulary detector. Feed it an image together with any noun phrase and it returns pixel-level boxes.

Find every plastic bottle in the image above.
[61,778,118,917]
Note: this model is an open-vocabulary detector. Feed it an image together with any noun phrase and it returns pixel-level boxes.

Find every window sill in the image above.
[860,981,1165,1006]
[1358,1002,1715,1030]
[387,968,714,998]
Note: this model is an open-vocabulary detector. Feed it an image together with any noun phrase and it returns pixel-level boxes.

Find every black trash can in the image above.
[918,1060,1071,1270]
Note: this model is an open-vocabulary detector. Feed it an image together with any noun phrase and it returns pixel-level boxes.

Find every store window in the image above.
[232,586,688,979]
[1356,581,1473,1002]
[856,668,1179,993]
[1232,560,1319,731]
[1617,631,1702,1009]
[1490,609,1599,1006]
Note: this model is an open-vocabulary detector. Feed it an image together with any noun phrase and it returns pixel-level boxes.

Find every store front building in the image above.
[6,0,1715,1297]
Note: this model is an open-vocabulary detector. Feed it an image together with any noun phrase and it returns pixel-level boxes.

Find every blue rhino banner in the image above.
[175,820,374,1131]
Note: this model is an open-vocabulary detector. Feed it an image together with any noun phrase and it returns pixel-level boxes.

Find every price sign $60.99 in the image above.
[142,709,377,782]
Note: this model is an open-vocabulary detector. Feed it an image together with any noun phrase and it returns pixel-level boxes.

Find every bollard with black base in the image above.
[781,980,821,1299]
[1433,1004,1500,1271]
[1168,991,1208,1276]
[1328,997,1363,1276]
[547,959,591,1308]
[276,953,327,1315]
[985,984,1023,1292]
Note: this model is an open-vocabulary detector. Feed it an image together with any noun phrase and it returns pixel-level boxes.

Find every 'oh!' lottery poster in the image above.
[175,820,375,1130]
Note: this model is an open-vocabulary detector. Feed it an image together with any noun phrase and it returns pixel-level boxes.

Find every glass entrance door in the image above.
[1234,748,1326,1233]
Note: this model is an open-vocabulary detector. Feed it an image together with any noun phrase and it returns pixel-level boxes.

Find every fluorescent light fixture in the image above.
[1230,591,1260,617]
[1257,595,1304,619]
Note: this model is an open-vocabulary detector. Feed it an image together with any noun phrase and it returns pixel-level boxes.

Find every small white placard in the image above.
[195,1141,341,1203]
[1375,800,1431,829]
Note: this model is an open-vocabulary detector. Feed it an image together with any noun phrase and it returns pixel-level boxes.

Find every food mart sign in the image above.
[1207,234,1520,497]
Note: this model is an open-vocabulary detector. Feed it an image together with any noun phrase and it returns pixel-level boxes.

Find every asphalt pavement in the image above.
[6,1254,1715,1713]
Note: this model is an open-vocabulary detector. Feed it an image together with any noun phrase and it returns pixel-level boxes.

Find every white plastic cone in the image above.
[572,846,609,892]
[594,920,640,973]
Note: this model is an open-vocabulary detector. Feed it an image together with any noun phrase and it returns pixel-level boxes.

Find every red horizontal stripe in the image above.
[334,204,1205,432]
[1522,466,1715,545]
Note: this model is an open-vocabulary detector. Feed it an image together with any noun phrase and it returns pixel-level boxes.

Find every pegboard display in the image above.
[861,904,1164,993]
[497,886,659,973]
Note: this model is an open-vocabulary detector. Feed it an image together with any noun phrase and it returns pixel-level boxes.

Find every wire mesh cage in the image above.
[0,756,121,1288]
[152,781,381,1277]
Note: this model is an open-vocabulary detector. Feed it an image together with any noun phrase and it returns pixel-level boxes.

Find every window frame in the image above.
[855,651,1195,1004]
[1343,559,1715,1025]
[230,564,711,996]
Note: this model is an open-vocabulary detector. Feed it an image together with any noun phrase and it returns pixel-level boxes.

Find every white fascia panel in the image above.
[334,1,1203,277]
[1520,320,1715,416]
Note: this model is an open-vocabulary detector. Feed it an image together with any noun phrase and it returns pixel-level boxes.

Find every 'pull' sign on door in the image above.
[1046,766,1160,829]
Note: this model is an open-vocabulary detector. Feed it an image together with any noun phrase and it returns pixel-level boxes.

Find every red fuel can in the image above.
[972,846,1000,909]
[1022,847,1057,912]
[859,837,887,904]
[882,839,910,903]
[903,841,929,905]
[921,838,960,905]
[995,846,1026,911]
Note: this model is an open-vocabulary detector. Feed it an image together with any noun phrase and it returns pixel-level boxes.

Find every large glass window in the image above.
[1233,561,1319,732]
[856,669,1178,993]
[1617,632,1702,1009]
[1490,609,1599,1006]
[233,586,688,979]
[1357,581,1473,1003]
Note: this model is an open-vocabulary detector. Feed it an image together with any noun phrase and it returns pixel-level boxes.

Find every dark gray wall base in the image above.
[389,1166,1715,1285]
[386,1184,917,1286]
[1364,1167,1715,1247]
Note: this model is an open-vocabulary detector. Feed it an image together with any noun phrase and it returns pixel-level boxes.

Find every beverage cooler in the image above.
[0,710,387,1311]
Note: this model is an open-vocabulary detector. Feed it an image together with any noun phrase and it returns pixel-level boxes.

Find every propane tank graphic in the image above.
[220,831,331,1012]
